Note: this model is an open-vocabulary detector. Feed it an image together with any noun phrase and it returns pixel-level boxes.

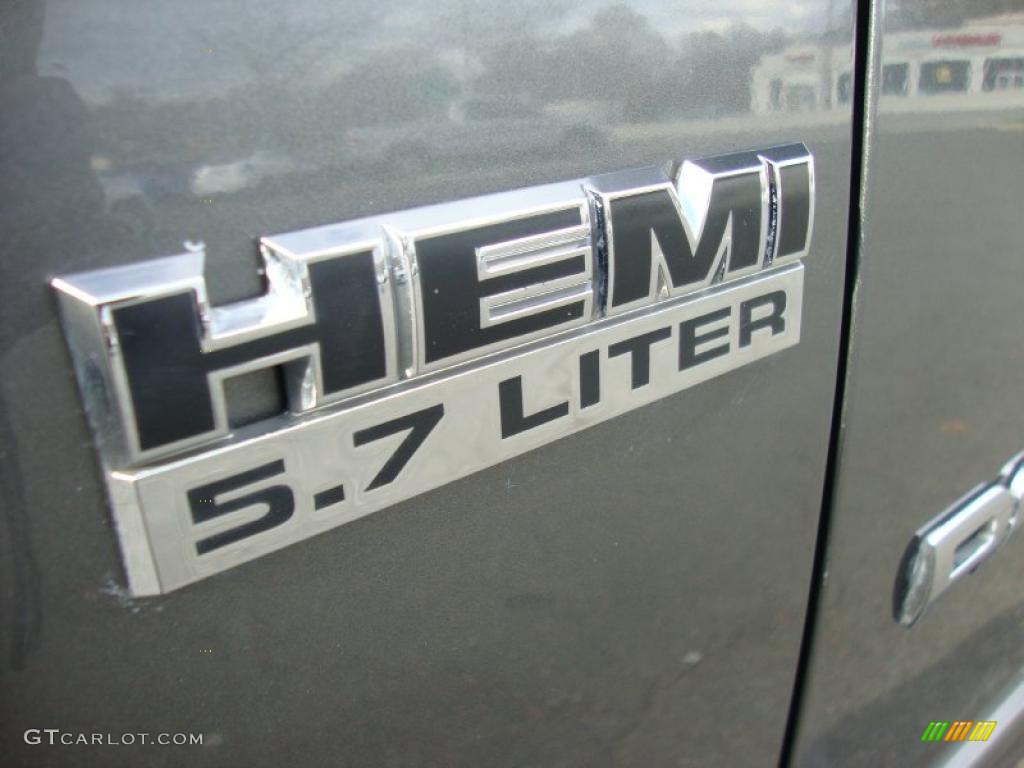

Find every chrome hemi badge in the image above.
[53,143,814,595]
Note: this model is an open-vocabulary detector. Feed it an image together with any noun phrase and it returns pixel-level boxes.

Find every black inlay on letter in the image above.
[739,291,787,347]
[579,350,601,408]
[114,252,386,451]
[498,376,569,439]
[416,208,585,365]
[607,327,671,389]
[679,307,731,370]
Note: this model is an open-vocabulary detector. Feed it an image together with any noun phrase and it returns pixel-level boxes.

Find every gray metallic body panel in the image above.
[0,0,855,765]
[792,1,1024,765]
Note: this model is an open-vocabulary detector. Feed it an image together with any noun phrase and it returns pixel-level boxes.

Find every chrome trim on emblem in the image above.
[400,182,595,373]
[673,150,769,281]
[53,143,815,595]
[589,168,688,317]
[107,265,804,595]
[54,231,399,466]
[760,144,816,265]
[476,224,593,330]
[896,453,1024,626]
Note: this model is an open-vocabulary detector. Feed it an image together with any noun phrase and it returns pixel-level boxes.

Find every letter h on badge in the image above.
[52,225,399,466]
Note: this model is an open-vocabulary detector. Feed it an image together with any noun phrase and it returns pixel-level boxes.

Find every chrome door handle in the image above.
[895,451,1023,626]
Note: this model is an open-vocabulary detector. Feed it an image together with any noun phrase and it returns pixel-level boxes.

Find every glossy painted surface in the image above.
[0,1,855,765]
[791,3,1024,766]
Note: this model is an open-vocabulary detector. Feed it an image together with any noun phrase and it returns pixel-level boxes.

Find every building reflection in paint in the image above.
[752,10,1024,113]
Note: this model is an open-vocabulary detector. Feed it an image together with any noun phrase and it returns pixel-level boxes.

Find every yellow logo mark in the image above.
[966,721,997,742]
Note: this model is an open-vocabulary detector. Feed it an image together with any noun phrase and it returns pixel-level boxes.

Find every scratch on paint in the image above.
[99,573,162,614]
